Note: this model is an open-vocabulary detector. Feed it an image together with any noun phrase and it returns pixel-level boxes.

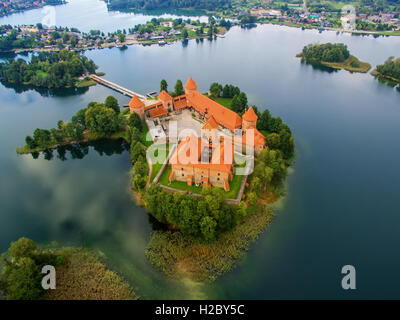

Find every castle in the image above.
[129,78,266,191]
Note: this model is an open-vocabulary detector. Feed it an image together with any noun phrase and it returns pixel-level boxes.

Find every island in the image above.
[371,56,400,86]
[0,237,138,300]
[297,42,371,73]
[0,50,99,89]
[17,77,295,282]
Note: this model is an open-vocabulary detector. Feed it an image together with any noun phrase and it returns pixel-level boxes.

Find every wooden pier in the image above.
[89,74,147,100]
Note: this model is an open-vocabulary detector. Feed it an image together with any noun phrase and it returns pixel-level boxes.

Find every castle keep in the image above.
[129,78,266,191]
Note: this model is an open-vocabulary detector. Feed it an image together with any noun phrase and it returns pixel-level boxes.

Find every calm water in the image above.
[0,0,207,33]
[1,1,400,299]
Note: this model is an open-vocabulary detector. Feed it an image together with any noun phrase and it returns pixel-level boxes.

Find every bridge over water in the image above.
[90,75,147,100]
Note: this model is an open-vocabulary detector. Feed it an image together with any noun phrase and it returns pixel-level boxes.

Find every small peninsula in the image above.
[371,56,400,86]
[297,43,371,73]
[0,50,98,89]
[17,77,295,283]
[0,238,138,300]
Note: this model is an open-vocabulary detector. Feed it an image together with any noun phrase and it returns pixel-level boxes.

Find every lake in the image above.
[0,0,208,33]
[1,0,400,299]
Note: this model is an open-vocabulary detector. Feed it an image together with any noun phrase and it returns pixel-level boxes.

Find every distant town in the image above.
[0,17,230,53]
[224,0,400,34]
[0,0,65,17]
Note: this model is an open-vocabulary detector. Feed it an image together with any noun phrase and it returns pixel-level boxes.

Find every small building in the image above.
[129,95,145,119]
[169,134,234,191]
[160,21,173,28]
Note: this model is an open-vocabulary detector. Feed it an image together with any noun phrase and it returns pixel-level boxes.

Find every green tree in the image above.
[160,79,168,92]
[279,129,295,160]
[247,192,258,207]
[200,216,217,241]
[0,238,57,300]
[118,33,126,43]
[130,141,146,162]
[104,96,120,114]
[25,136,37,149]
[210,82,222,98]
[174,80,184,96]
[266,133,281,150]
[33,129,52,148]
[85,105,119,137]
[237,201,247,220]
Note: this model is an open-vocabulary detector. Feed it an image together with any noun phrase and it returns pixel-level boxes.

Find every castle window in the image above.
[218,173,220,176]
[217,178,220,181]
[182,173,184,177]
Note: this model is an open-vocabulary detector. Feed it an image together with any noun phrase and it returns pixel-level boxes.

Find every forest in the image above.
[300,43,351,63]
[0,50,97,89]
[375,56,400,80]
[108,0,231,10]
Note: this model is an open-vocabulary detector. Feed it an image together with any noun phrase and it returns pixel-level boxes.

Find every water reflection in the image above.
[30,139,129,161]
[0,80,90,97]
[300,58,338,73]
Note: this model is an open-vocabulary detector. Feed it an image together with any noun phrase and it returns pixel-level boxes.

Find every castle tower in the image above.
[158,90,173,112]
[201,115,219,144]
[242,107,258,131]
[184,77,198,95]
[129,95,145,120]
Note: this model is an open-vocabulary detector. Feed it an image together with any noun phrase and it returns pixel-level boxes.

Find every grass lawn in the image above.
[141,125,154,147]
[150,144,170,181]
[158,165,243,199]
[321,55,371,73]
[76,79,97,88]
[203,94,233,109]
[224,172,243,199]
[151,163,163,181]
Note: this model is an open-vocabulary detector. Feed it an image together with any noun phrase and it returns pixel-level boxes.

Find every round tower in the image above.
[242,107,258,131]
[129,95,145,120]
[184,77,198,95]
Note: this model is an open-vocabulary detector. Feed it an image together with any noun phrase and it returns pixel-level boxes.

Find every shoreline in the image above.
[370,69,400,84]
[15,78,294,284]
[3,20,400,56]
[296,54,372,73]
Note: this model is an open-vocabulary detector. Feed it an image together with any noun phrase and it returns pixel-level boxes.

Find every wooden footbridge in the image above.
[90,74,147,100]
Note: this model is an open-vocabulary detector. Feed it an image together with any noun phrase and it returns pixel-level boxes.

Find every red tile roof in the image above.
[149,105,168,118]
[242,107,258,122]
[129,95,144,109]
[173,95,188,110]
[202,115,219,130]
[171,135,233,173]
[187,91,242,131]
[242,126,266,147]
[158,90,172,101]
[185,77,197,91]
